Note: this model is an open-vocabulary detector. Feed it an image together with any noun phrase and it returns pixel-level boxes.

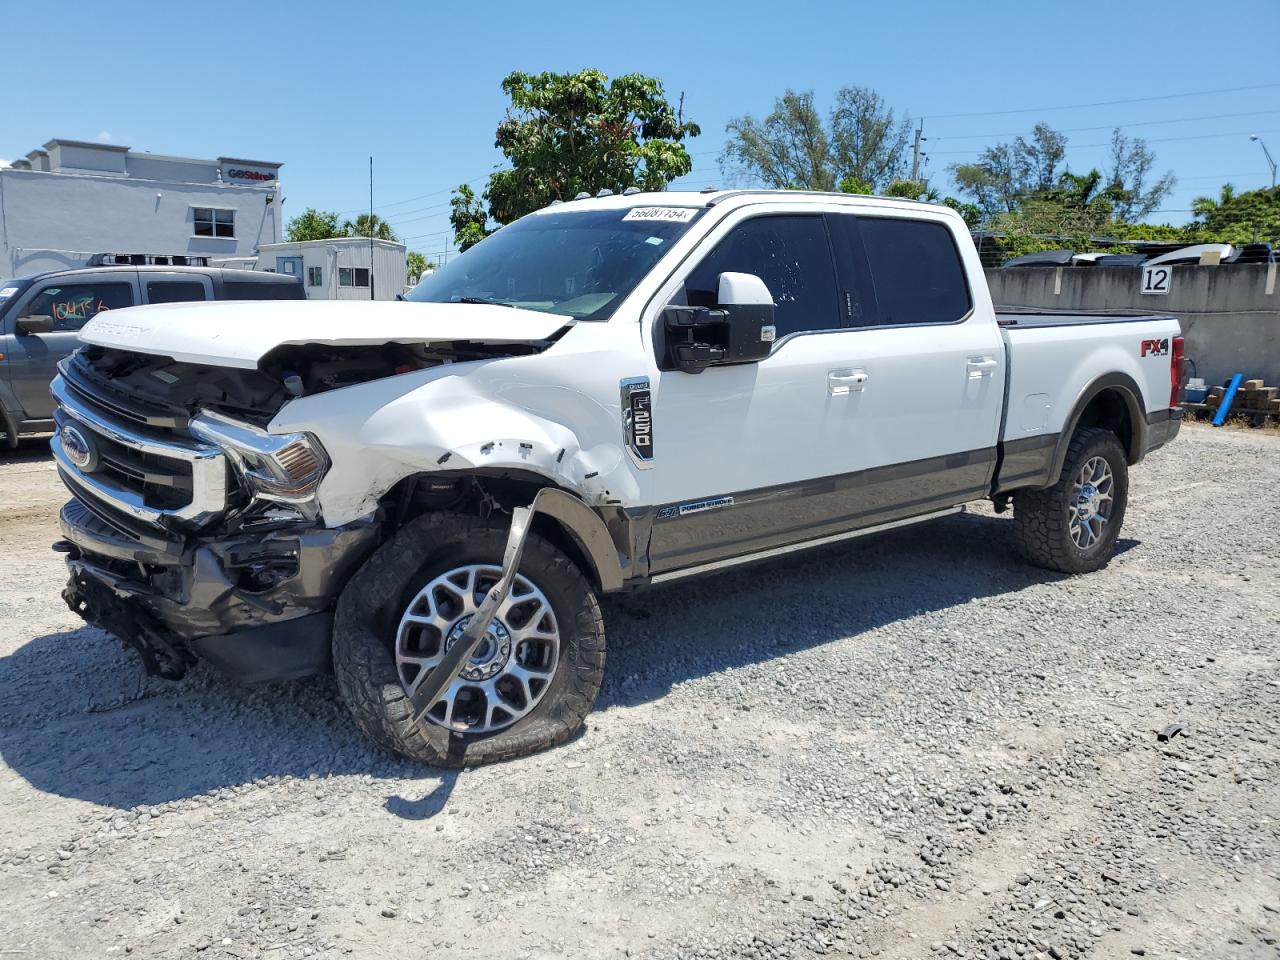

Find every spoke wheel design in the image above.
[1067,455,1115,550]
[395,564,560,734]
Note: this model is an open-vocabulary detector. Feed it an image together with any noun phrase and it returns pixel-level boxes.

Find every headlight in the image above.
[189,411,330,511]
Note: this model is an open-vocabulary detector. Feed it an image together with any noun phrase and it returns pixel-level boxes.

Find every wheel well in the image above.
[379,471,606,592]
[1073,388,1138,463]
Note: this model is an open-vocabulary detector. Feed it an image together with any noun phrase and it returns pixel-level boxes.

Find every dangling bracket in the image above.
[406,489,548,726]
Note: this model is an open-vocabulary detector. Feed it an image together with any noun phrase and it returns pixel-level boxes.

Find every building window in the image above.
[307,266,322,287]
[338,267,370,287]
[193,207,235,238]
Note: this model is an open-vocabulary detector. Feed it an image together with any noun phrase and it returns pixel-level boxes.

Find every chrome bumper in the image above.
[51,374,227,528]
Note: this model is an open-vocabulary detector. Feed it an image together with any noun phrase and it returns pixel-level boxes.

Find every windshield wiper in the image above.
[456,297,514,308]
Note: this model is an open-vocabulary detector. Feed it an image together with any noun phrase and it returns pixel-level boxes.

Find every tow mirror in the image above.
[16,314,54,335]
[662,272,776,375]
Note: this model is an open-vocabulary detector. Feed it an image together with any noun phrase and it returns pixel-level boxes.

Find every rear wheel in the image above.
[333,512,605,766]
[1013,427,1129,574]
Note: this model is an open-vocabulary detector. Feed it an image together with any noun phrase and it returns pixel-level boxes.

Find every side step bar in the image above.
[648,507,963,586]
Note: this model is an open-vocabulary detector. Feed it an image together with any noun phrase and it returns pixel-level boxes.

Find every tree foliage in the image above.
[1190,184,1280,243]
[950,124,1173,226]
[482,69,700,227]
[449,184,492,252]
[406,250,432,282]
[721,87,911,192]
[285,208,343,242]
[342,213,398,242]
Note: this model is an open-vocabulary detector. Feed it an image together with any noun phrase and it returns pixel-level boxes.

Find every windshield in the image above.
[405,206,704,320]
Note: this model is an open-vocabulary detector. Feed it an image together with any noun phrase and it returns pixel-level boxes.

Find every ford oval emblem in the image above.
[60,424,98,472]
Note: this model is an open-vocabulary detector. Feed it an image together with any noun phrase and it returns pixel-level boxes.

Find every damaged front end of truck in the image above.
[51,301,596,684]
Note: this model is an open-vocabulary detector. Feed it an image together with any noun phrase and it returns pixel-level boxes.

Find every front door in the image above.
[6,274,137,421]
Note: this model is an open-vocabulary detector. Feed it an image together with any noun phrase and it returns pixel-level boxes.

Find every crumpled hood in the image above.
[78,299,575,369]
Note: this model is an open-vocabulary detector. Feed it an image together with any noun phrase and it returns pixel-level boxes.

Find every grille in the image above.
[52,366,228,530]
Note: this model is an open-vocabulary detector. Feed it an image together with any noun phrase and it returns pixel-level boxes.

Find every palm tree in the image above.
[1191,183,1236,221]
[342,213,398,242]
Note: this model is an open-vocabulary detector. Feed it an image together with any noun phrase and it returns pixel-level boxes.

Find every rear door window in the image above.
[222,280,305,300]
[683,215,841,338]
[146,280,207,304]
[21,281,134,331]
[857,217,971,326]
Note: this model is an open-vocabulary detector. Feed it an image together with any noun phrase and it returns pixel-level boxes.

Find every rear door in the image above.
[6,273,137,421]
[821,211,1005,497]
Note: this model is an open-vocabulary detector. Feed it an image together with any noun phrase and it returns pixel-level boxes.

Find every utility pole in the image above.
[368,156,375,301]
[911,121,925,183]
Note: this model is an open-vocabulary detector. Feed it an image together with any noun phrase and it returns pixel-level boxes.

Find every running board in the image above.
[648,507,963,586]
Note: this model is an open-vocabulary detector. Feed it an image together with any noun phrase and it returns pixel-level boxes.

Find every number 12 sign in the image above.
[1141,264,1172,295]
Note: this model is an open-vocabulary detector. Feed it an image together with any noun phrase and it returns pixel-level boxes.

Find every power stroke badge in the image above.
[620,377,653,468]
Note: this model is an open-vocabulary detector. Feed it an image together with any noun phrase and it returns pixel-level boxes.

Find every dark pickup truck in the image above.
[0,265,302,446]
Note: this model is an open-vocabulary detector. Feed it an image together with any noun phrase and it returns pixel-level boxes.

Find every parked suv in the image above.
[0,266,302,446]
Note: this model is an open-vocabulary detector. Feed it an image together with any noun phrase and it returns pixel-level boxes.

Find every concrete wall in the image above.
[985,264,1280,387]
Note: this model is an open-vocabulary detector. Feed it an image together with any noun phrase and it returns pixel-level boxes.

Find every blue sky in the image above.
[7,0,1279,262]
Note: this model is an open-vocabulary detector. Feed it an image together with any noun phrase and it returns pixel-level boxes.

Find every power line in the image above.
[928,127,1280,156]
[931,107,1280,142]
[925,82,1280,120]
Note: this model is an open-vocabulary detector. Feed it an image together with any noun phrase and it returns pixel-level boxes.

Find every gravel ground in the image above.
[0,424,1277,960]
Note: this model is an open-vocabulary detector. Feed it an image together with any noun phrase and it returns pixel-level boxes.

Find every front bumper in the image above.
[58,498,379,681]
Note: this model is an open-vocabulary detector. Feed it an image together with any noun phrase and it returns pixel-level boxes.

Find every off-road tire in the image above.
[1013,427,1129,574]
[332,512,605,766]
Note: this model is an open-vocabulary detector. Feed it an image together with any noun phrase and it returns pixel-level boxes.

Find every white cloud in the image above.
[95,130,113,143]
[0,159,8,168]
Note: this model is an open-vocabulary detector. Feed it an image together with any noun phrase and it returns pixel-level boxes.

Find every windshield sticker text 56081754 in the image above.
[622,207,697,223]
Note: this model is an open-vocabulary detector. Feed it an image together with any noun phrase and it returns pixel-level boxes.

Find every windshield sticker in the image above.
[0,287,17,301]
[622,207,697,223]
[645,236,665,245]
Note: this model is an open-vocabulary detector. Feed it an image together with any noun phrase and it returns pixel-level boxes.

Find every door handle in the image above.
[827,369,868,396]
[966,357,999,378]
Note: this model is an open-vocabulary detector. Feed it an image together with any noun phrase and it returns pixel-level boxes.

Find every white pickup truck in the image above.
[50,190,1183,765]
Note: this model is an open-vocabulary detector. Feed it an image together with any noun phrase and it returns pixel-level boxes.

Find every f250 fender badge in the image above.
[656,496,735,520]
[620,377,654,468]
[1141,338,1169,357]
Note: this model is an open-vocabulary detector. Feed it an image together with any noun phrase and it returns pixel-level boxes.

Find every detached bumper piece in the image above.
[58,497,378,683]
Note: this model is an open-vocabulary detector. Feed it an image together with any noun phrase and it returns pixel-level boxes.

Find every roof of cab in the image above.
[530,187,957,218]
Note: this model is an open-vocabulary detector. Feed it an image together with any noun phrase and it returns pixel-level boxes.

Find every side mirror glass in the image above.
[16,314,54,335]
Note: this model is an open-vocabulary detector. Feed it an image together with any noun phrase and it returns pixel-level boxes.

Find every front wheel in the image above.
[1012,427,1129,574]
[332,512,605,766]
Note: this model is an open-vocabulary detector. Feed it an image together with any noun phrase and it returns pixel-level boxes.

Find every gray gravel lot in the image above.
[0,424,1277,960]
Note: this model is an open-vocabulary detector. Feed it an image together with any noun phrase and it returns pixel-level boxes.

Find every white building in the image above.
[1,139,281,276]
[253,237,407,301]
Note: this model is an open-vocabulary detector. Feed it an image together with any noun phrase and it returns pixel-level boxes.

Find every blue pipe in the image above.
[1212,373,1244,426]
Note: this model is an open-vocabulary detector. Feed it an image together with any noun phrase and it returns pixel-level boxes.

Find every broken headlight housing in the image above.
[190,410,330,517]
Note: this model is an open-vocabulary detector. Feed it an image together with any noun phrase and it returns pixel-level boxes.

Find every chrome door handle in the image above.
[828,369,868,396]
[966,357,999,378]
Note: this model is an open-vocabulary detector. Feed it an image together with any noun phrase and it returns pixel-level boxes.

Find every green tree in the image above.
[406,250,432,282]
[721,86,911,192]
[1190,184,1280,243]
[285,208,343,242]
[950,123,1067,219]
[449,184,491,252]
[342,213,398,242]
[483,69,700,226]
[1104,129,1176,222]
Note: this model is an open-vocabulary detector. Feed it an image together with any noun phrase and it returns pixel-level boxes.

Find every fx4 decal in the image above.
[1141,338,1170,357]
